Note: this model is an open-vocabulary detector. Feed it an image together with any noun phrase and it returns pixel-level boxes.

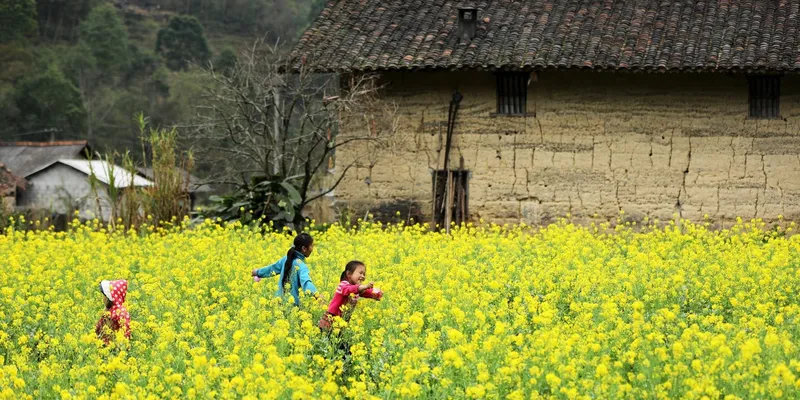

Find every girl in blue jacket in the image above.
[251,232,319,306]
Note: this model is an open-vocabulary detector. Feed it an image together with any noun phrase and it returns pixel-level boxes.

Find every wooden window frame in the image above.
[494,72,529,116]
[748,75,781,119]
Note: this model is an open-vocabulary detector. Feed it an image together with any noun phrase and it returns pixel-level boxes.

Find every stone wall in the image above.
[333,70,800,226]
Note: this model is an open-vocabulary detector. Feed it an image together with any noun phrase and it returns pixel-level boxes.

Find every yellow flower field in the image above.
[1,218,800,399]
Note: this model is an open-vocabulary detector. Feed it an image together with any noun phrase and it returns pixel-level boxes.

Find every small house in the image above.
[17,159,153,221]
[0,141,91,215]
[0,141,153,221]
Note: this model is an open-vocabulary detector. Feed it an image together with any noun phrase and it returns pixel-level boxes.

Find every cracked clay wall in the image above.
[334,70,800,226]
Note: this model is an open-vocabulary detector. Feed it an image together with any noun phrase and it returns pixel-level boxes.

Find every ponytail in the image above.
[282,233,313,287]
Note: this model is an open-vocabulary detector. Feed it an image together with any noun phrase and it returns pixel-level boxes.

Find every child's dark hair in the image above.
[282,233,313,287]
[340,260,365,281]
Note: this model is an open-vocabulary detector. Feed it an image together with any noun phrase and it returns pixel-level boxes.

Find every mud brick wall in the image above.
[334,70,800,226]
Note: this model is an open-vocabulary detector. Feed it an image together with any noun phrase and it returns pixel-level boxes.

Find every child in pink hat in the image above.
[95,280,131,344]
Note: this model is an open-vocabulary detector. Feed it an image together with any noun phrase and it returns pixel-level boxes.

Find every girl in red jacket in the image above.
[318,260,383,331]
[319,261,383,358]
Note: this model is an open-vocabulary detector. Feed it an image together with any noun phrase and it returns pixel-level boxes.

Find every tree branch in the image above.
[303,161,357,206]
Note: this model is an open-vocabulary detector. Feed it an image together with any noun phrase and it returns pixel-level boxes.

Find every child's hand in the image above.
[366,282,374,289]
[253,276,261,282]
[373,288,383,300]
[358,282,374,293]
[251,269,261,282]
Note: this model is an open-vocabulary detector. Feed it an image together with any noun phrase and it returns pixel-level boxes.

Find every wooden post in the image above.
[457,175,466,225]
[444,171,454,234]
[438,92,463,233]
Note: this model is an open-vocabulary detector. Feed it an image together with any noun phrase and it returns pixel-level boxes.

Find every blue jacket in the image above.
[255,251,317,306]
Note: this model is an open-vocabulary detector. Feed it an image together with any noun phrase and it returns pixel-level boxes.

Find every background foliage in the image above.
[0,0,325,156]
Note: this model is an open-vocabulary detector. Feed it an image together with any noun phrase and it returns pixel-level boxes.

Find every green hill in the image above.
[0,0,322,155]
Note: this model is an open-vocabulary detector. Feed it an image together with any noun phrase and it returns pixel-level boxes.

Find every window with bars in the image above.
[496,72,529,115]
[748,76,781,119]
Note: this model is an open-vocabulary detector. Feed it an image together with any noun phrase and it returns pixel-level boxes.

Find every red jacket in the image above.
[95,280,131,344]
[319,281,382,329]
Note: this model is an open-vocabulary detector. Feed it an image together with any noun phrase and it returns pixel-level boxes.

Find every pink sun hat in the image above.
[99,280,128,304]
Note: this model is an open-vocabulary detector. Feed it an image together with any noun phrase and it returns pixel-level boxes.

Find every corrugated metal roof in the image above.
[56,160,154,188]
[136,167,212,192]
[0,141,90,178]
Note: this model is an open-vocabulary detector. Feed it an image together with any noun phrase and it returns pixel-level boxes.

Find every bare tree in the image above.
[186,39,397,227]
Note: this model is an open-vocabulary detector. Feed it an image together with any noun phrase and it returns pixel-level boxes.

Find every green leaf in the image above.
[280,182,302,205]
[254,179,274,188]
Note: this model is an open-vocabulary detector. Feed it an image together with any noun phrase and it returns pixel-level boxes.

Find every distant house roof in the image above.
[290,0,800,73]
[29,160,154,188]
[135,167,212,193]
[0,141,91,178]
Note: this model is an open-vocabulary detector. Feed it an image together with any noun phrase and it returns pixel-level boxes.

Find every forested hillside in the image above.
[0,0,322,153]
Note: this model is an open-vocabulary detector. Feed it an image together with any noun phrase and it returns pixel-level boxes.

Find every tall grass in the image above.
[85,114,194,232]
[137,114,194,227]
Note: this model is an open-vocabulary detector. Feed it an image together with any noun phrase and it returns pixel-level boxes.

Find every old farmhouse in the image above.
[0,142,155,221]
[290,0,800,227]
[0,141,216,221]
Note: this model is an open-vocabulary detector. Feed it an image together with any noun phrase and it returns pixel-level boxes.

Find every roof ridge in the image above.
[288,0,800,73]
[0,141,89,147]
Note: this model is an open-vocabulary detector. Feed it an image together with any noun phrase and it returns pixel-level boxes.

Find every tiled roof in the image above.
[289,0,800,73]
[0,141,90,178]
[0,141,89,147]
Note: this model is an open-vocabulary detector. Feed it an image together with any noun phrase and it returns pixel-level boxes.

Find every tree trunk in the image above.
[82,74,93,140]
[54,6,65,41]
[45,1,53,41]
[273,88,281,175]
